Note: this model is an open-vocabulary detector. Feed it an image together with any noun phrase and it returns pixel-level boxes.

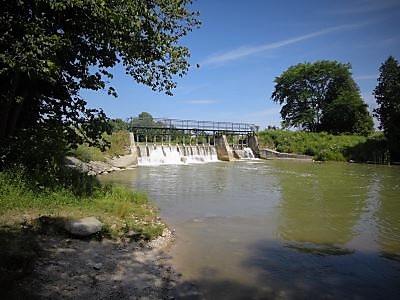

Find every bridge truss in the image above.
[129,118,259,135]
[128,118,259,146]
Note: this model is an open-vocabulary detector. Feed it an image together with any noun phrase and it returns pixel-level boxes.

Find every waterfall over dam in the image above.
[128,118,260,166]
[137,144,220,166]
[136,143,256,166]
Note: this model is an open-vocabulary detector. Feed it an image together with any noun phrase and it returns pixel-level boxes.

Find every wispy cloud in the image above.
[182,99,217,105]
[202,23,369,66]
[355,74,378,80]
[331,0,400,14]
[381,35,400,46]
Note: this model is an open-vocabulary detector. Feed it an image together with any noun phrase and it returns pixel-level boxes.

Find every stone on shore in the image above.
[64,217,102,237]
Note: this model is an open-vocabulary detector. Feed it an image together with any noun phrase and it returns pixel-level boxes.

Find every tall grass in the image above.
[258,130,389,162]
[70,130,131,162]
[0,169,164,240]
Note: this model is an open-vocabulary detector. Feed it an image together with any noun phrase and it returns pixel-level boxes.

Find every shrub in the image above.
[69,131,130,162]
[258,129,386,162]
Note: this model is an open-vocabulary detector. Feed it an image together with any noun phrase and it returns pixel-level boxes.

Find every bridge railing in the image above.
[130,118,259,134]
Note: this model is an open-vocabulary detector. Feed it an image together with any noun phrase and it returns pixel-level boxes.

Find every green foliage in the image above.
[0,0,200,171]
[271,60,373,135]
[109,118,129,132]
[0,167,164,294]
[128,112,161,129]
[128,112,166,142]
[320,90,373,135]
[0,169,164,240]
[373,56,400,161]
[70,144,106,162]
[70,131,131,162]
[258,130,387,163]
[106,131,131,156]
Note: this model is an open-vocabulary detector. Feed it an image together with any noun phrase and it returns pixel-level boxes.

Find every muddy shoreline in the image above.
[15,229,202,299]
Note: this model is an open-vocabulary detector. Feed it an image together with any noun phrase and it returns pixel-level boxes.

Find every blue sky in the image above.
[83,0,400,129]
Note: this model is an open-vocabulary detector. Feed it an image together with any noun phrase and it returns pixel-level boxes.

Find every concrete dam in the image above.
[135,136,257,166]
[127,118,260,166]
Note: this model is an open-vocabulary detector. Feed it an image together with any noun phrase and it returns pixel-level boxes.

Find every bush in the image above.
[258,129,387,162]
[69,131,131,162]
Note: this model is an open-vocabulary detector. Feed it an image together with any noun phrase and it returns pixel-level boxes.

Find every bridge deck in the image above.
[129,118,259,134]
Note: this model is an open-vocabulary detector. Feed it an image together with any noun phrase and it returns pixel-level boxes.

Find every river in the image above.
[100,160,400,299]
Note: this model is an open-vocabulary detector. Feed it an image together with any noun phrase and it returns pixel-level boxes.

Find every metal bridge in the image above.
[128,118,259,135]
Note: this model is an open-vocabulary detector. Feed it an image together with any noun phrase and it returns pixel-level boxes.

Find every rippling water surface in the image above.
[101,160,400,299]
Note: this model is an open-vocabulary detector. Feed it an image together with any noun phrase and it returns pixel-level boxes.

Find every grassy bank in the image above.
[0,169,164,240]
[0,168,164,291]
[69,130,131,162]
[258,130,389,163]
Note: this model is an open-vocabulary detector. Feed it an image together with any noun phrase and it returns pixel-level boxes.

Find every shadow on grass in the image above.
[0,217,196,299]
[0,215,107,298]
[344,135,389,163]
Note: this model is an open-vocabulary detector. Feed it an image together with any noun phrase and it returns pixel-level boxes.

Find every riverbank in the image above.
[258,129,389,163]
[3,226,203,299]
[0,168,203,298]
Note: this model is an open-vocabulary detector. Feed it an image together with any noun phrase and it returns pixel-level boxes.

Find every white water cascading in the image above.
[137,144,219,166]
[232,146,256,159]
[243,147,255,159]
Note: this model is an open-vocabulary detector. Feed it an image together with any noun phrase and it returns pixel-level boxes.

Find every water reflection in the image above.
[374,167,400,260]
[100,161,400,299]
[285,242,354,256]
[244,239,400,300]
[275,161,368,246]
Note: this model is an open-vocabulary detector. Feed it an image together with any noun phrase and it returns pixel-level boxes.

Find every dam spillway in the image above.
[127,118,260,166]
[137,144,219,166]
[136,143,257,166]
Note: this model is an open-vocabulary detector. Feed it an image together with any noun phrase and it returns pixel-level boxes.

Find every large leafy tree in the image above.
[373,56,400,160]
[320,90,373,135]
[128,112,166,142]
[271,60,373,135]
[0,0,199,169]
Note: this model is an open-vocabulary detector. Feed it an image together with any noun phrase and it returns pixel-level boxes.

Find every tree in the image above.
[128,112,166,142]
[271,60,373,135]
[129,112,158,129]
[320,90,374,135]
[0,0,200,169]
[109,118,129,132]
[373,56,400,160]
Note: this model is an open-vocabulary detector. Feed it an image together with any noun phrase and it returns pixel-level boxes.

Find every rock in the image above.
[64,217,103,237]
[108,154,137,168]
[88,161,111,174]
[64,156,91,173]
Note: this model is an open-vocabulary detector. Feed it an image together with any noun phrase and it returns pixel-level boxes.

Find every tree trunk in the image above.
[0,72,20,139]
[7,102,23,137]
[0,102,11,140]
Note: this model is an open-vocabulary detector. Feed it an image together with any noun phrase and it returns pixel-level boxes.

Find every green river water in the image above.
[101,160,400,299]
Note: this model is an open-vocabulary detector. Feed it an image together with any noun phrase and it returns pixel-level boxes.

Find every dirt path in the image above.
[18,230,202,299]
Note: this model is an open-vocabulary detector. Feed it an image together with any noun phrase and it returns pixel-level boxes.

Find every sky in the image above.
[83,0,400,129]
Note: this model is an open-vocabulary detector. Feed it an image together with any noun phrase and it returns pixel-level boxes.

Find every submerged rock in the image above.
[64,217,102,237]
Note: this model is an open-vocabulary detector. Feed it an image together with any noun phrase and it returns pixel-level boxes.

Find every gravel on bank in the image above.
[16,228,203,299]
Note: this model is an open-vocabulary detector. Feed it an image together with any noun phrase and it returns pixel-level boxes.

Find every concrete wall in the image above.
[248,135,259,158]
[259,148,313,161]
[215,135,234,161]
